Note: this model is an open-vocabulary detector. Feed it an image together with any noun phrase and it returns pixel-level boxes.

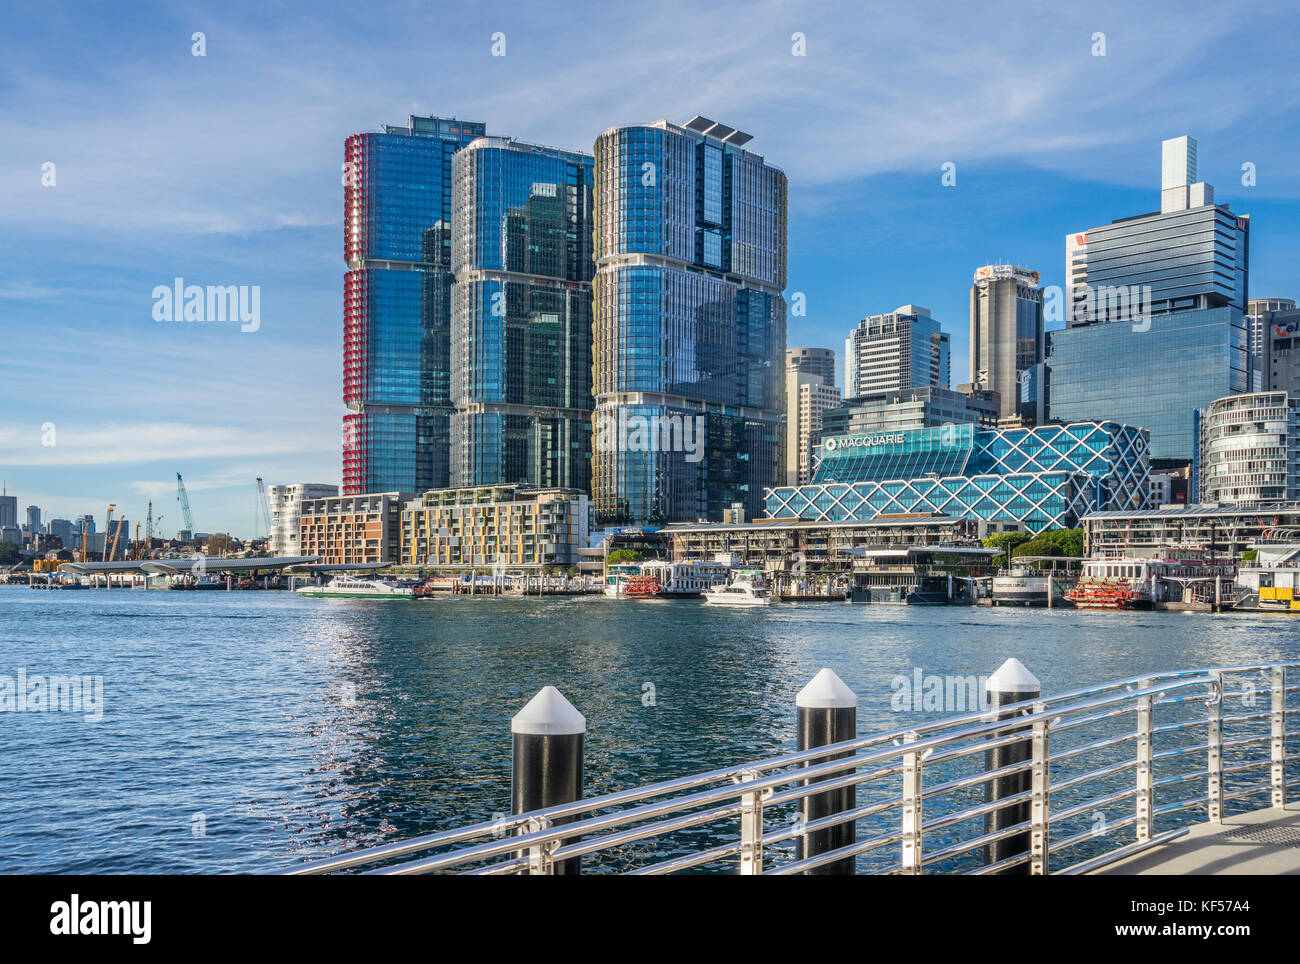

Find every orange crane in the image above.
[108,516,127,563]
[103,504,116,561]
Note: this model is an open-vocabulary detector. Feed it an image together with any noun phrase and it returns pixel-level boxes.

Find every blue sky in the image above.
[2,0,1299,537]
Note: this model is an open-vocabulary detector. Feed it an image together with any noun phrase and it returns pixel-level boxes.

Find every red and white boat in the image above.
[1068,547,1235,610]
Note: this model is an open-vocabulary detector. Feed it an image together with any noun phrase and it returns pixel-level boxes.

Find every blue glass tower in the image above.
[1049,136,1250,466]
[343,115,486,494]
[450,137,595,489]
[591,117,788,525]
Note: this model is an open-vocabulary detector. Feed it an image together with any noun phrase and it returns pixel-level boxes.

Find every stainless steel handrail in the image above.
[283,661,1298,876]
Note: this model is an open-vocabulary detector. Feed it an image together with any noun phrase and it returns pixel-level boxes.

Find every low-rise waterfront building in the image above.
[402,484,589,570]
[665,514,1023,570]
[298,491,410,566]
[1197,391,1300,504]
[766,420,1150,532]
[1083,503,1300,557]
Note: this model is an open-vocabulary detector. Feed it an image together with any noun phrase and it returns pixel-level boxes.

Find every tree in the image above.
[0,541,21,565]
[607,548,646,564]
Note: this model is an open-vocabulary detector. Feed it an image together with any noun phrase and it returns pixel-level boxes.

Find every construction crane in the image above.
[79,518,89,563]
[103,503,116,561]
[139,501,155,559]
[108,516,127,563]
[176,473,196,542]
[256,477,273,541]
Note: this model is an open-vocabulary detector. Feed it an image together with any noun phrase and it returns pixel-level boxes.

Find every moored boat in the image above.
[703,572,772,607]
[1067,547,1235,611]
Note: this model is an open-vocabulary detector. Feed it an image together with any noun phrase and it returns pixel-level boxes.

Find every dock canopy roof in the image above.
[60,556,322,575]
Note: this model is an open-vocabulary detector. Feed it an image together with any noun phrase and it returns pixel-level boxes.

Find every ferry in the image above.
[1068,547,1235,610]
[622,574,663,598]
[637,560,732,598]
[703,572,772,607]
[603,563,642,598]
[296,575,415,599]
[990,556,1081,607]
[847,545,1000,605]
[1234,540,1300,613]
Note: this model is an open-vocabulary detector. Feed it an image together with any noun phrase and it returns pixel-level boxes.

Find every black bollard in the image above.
[511,686,585,875]
[983,657,1041,873]
[797,668,858,874]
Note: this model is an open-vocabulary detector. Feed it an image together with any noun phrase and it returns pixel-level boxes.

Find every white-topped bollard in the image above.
[983,658,1041,873]
[797,668,858,874]
[511,686,585,875]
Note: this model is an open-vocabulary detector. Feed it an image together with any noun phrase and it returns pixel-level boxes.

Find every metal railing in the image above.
[284,662,1299,876]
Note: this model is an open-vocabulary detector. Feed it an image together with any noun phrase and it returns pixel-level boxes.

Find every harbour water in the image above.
[2,585,1297,873]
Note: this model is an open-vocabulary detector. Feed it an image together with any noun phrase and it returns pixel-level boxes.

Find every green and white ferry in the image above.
[296,575,415,599]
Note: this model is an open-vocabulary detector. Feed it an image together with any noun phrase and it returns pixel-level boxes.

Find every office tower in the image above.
[845,306,949,398]
[24,505,39,532]
[1250,299,1298,393]
[591,116,787,525]
[268,483,339,556]
[786,347,837,387]
[785,368,841,485]
[1065,232,1089,326]
[450,137,595,490]
[968,266,1044,419]
[767,420,1150,533]
[0,494,15,529]
[47,518,75,547]
[342,114,487,495]
[1047,136,1250,466]
[820,386,1000,438]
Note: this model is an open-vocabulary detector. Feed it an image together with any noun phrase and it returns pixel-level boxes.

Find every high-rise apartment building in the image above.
[1048,136,1250,466]
[1197,391,1300,504]
[450,137,595,490]
[342,115,487,495]
[590,116,787,525]
[845,305,949,398]
[785,367,841,485]
[968,266,1044,419]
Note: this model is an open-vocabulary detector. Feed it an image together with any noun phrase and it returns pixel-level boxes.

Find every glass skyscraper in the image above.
[342,115,486,494]
[450,137,595,490]
[1049,135,1250,467]
[591,116,788,525]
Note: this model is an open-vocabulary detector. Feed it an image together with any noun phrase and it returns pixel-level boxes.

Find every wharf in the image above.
[1095,804,1300,875]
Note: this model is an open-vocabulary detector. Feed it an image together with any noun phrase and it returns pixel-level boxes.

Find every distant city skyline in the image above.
[3,2,1300,534]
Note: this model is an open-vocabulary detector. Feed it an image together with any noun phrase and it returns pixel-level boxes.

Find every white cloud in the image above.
[0,421,329,468]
